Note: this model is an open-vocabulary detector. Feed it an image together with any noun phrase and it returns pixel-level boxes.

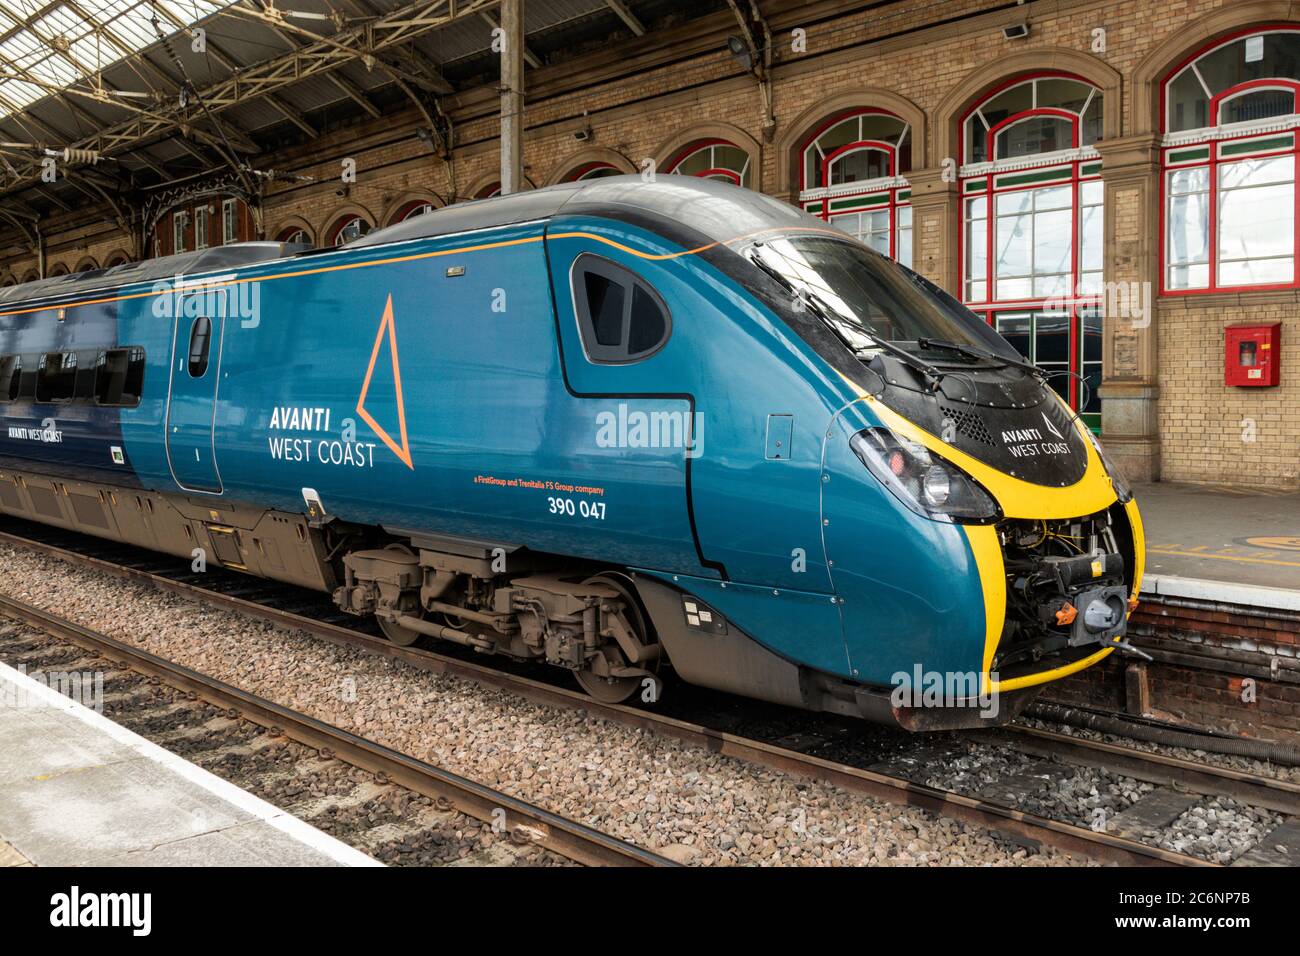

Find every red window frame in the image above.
[797,107,910,193]
[1159,128,1300,296]
[563,162,620,182]
[957,73,1104,417]
[1160,24,1300,130]
[959,71,1097,165]
[276,226,311,245]
[390,200,437,224]
[327,215,370,246]
[665,138,749,185]
[1211,78,1300,125]
[960,163,1103,413]
[1159,26,1300,297]
[813,141,911,262]
[985,107,1081,161]
[798,114,913,264]
[820,139,896,189]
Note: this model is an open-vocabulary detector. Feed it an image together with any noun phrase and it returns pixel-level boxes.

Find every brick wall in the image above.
[1158,293,1300,487]
[1048,597,1300,743]
[1047,655,1300,744]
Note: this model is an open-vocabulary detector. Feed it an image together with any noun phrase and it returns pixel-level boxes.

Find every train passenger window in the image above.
[36,352,78,403]
[95,347,145,407]
[571,255,672,363]
[0,355,20,402]
[188,316,212,377]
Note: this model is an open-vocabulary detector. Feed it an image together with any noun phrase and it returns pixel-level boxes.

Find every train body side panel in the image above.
[199,224,703,572]
[546,216,840,592]
[819,401,989,686]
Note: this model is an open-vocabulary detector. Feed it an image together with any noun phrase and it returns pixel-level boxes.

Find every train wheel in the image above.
[376,544,422,646]
[574,573,652,704]
[377,616,422,647]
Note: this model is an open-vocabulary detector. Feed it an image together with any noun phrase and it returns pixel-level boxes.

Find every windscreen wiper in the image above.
[748,251,944,392]
[747,252,859,353]
[916,337,1045,381]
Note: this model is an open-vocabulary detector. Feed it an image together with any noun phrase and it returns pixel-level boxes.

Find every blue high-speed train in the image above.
[0,176,1144,729]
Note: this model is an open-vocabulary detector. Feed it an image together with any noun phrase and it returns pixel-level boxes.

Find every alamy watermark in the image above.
[2,663,104,713]
[595,403,704,459]
[151,274,263,329]
[890,665,999,719]
[1043,280,1153,329]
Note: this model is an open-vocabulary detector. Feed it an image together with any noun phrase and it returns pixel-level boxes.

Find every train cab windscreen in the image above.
[748,235,1020,364]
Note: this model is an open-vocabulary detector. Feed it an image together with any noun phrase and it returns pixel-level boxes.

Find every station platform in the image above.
[0,660,381,867]
[1134,481,1300,609]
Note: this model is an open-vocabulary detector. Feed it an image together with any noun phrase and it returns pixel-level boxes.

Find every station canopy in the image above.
[0,0,712,231]
[0,2,235,118]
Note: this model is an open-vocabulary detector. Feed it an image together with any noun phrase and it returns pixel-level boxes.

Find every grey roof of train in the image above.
[0,242,309,309]
[0,177,824,309]
[348,174,823,249]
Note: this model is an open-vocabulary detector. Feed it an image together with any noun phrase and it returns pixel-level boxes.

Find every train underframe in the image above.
[0,465,1123,729]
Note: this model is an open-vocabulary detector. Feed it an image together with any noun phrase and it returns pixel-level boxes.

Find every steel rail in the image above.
[991,724,1300,817]
[0,526,1214,867]
[0,591,675,869]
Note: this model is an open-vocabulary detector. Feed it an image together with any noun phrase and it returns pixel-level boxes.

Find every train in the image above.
[0,175,1144,730]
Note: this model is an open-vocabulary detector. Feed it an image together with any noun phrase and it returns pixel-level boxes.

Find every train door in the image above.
[543,232,706,573]
[165,291,226,494]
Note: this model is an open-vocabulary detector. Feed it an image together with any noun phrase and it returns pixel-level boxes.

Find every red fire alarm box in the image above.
[1225,323,1281,387]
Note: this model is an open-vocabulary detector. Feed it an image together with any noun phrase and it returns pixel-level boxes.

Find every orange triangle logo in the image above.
[356,294,414,470]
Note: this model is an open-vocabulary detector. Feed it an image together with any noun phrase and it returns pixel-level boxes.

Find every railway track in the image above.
[0,589,674,868]
[4,518,1284,866]
[992,724,1300,818]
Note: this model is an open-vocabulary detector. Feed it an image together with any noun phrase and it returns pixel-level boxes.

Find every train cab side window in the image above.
[0,355,20,402]
[572,255,671,363]
[95,347,145,407]
[36,352,78,403]
[188,316,212,377]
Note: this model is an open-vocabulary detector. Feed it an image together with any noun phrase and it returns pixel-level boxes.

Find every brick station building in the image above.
[2,0,1299,489]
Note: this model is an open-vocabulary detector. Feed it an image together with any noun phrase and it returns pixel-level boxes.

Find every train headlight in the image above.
[850,427,999,523]
[1085,430,1132,503]
[921,466,951,507]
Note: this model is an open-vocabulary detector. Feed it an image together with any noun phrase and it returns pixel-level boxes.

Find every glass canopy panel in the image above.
[0,1,234,118]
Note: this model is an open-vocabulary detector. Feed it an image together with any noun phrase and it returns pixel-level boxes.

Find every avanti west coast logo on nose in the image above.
[999,410,1071,458]
[49,886,151,936]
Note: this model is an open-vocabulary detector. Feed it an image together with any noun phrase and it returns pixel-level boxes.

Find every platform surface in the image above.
[1134,482,1300,595]
[0,660,381,867]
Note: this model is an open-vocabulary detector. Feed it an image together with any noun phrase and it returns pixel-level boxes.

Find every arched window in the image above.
[329,215,371,247]
[563,162,621,182]
[666,139,752,188]
[277,227,311,246]
[389,201,437,224]
[475,182,501,199]
[959,74,1105,429]
[797,110,912,267]
[1162,29,1300,293]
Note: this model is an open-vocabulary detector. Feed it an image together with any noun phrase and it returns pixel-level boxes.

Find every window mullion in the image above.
[621,287,634,351]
